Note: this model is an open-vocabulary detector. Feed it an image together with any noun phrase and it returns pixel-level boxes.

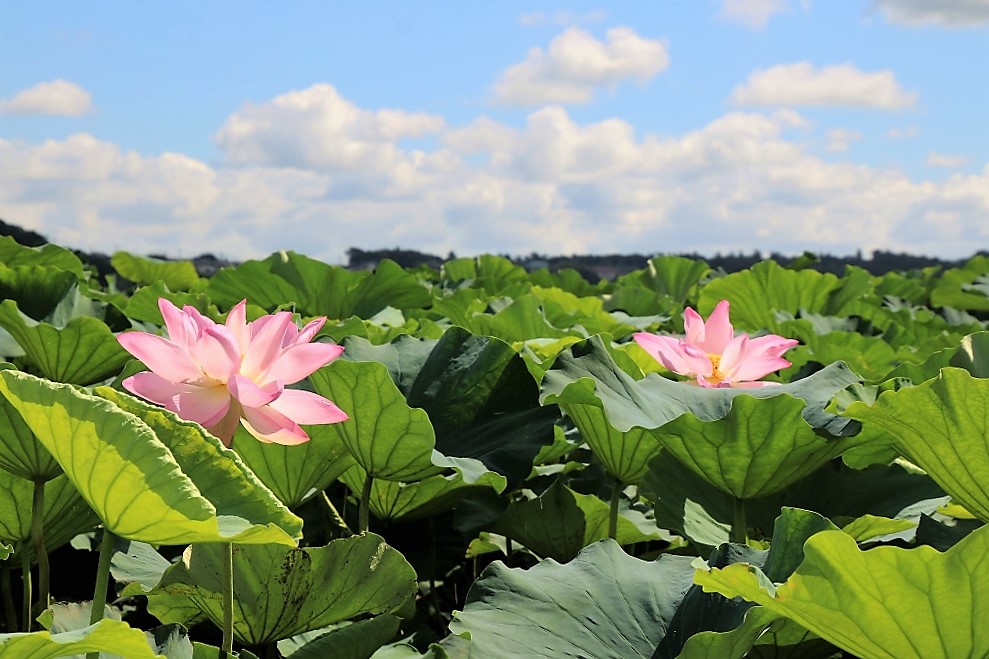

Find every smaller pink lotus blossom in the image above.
[633,300,798,388]
[117,298,348,445]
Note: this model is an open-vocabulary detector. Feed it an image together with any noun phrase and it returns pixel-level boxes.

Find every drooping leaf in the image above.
[277,615,401,659]
[0,300,130,384]
[695,525,989,659]
[639,255,711,305]
[843,368,989,522]
[0,235,85,277]
[0,264,78,321]
[0,365,60,480]
[111,251,201,291]
[930,255,989,311]
[145,534,417,647]
[0,619,161,658]
[561,401,662,485]
[0,370,301,545]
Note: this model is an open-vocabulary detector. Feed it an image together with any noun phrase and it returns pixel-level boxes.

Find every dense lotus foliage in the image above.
[0,235,987,658]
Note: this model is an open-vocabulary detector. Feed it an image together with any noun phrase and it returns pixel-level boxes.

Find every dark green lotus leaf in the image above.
[489,479,665,562]
[639,255,711,305]
[440,255,529,295]
[0,619,161,657]
[0,364,60,480]
[0,300,130,385]
[0,235,85,277]
[208,252,430,318]
[697,261,841,333]
[111,251,201,291]
[653,394,865,499]
[0,470,98,563]
[788,330,900,382]
[0,370,300,545]
[542,335,860,437]
[0,264,79,321]
[145,534,417,647]
[528,267,608,298]
[843,367,989,522]
[277,615,401,659]
[339,463,505,522]
[696,524,989,659]
[308,360,440,482]
[343,329,558,489]
[560,402,661,484]
[885,331,989,383]
[931,255,989,311]
[643,452,945,550]
[232,422,355,509]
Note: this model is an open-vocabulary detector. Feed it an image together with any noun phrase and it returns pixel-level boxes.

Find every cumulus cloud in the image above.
[490,27,669,106]
[873,0,989,26]
[731,61,918,109]
[0,79,92,116]
[2,86,986,263]
[213,83,446,185]
[825,128,863,152]
[927,152,970,168]
[719,0,789,28]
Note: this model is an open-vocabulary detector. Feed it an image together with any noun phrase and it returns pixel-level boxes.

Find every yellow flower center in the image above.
[707,353,725,384]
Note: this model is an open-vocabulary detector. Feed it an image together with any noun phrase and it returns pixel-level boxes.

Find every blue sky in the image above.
[1,1,987,263]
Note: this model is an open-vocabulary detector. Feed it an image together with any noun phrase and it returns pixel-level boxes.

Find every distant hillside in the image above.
[1,218,984,280]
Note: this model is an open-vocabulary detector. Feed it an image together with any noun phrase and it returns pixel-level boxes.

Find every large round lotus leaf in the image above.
[652,394,864,499]
[696,525,989,659]
[843,367,989,522]
[0,470,98,563]
[0,236,85,276]
[0,264,78,321]
[0,365,60,480]
[145,534,417,647]
[0,300,130,385]
[560,401,661,485]
[110,251,201,291]
[0,370,301,546]
[0,619,161,658]
[232,422,355,509]
[308,359,441,482]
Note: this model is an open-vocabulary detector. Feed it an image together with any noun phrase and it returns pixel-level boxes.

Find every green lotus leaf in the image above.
[561,402,661,484]
[931,255,989,311]
[489,479,667,562]
[339,463,505,522]
[122,282,216,326]
[0,619,161,658]
[145,534,417,647]
[208,252,430,318]
[695,525,989,659]
[843,367,989,522]
[277,615,400,659]
[0,370,301,545]
[787,330,900,382]
[529,267,607,298]
[638,255,711,305]
[840,514,916,543]
[111,251,201,291]
[541,335,860,438]
[468,294,570,342]
[652,394,865,499]
[309,359,440,482]
[885,331,989,383]
[0,235,85,277]
[0,470,98,562]
[343,329,558,489]
[440,255,529,295]
[0,264,78,321]
[0,300,130,385]
[0,366,60,480]
[697,261,842,333]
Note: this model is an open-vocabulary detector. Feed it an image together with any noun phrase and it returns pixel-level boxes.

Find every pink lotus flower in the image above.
[117,298,348,445]
[633,300,798,388]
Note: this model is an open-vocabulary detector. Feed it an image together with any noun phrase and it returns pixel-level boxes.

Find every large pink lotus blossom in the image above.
[633,300,798,388]
[117,298,348,445]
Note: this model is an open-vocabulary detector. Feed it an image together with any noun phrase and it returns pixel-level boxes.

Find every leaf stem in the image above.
[221,542,235,657]
[19,547,30,631]
[608,479,621,540]
[358,473,373,534]
[2,563,17,631]
[321,491,353,536]
[86,528,116,659]
[731,497,747,545]
[30,478,49,616]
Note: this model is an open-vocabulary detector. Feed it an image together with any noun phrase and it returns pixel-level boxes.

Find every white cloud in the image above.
[873,0,989,27]
[731,62,918,109]
[927,151,970,168]
[2,86,987,263]
[719,0,789,28]
[825,128,863,152]
[0,80,92,116]
[887,126,919,139]
[491,27,669,106]
[519,10,608,27]
[213,83,445,183]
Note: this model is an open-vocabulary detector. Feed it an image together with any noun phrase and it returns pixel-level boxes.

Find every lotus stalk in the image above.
[29,478,48,618]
